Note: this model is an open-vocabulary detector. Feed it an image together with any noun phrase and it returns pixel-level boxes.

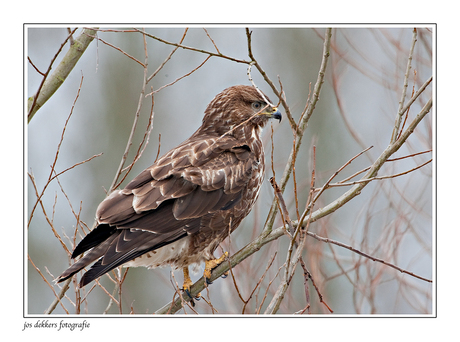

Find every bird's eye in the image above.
[252,102,263,110]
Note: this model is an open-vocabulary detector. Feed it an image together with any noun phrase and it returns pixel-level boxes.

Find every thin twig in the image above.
[28,28,79,121]
[397,70,417,140]
[117,93,156,186]
[28,255,69,314]
[246,28,300,136]
[255,264,284,314]
[147,28,188,84]
[28,56,45,76]
[28,28,97,122]
[299,258,333,313]
[391,28,418,143]
[146,55,212,96]
[28,74,85,227]
[305,231,432,283]
[329,159,432,187]
[241,252,277,314]
[247,62,275,107]
[84,33,146,67]
[108,29,149,193]
[263,28,332,234]
[128,28,250,64]
[386,149,432,162]
[300,145,373,222]
[265,151,317,314]
[398,76,433,120]
[203,28,221,54]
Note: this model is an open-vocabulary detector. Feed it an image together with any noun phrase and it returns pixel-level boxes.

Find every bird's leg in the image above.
[203,252,228,284]
[182,267,193,293]
[182,267,201,302]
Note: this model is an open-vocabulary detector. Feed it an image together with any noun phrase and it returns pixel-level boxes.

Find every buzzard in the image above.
[57,85,282,296]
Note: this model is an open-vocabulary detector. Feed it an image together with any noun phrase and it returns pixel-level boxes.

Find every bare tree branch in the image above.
[28,27,97,122]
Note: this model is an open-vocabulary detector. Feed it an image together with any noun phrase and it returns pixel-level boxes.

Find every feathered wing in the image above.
[57,134,258,286]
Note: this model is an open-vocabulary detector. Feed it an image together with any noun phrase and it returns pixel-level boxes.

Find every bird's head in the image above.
[201,85,282,136]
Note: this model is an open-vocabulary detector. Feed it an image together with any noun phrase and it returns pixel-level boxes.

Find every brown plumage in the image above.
[57,85,281,290]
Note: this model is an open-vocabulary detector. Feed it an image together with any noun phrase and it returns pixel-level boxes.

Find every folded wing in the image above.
[57,134,258,286]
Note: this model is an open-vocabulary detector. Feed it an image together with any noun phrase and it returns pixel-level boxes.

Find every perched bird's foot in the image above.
[182,283,194,299]
[182,267,201,300]
[203,252,228,285]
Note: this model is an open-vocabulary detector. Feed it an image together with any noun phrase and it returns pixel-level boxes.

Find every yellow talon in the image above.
[204,252,228,284]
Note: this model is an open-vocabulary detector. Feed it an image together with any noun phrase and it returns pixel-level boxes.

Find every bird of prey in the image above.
[57,85,282,297]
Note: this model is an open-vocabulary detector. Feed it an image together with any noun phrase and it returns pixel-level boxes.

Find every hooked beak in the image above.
[269,107,282,122]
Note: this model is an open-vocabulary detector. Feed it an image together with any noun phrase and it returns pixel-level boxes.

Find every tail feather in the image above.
[56,231,119,284]
[77,232,187,287]
[71,224,116,258]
